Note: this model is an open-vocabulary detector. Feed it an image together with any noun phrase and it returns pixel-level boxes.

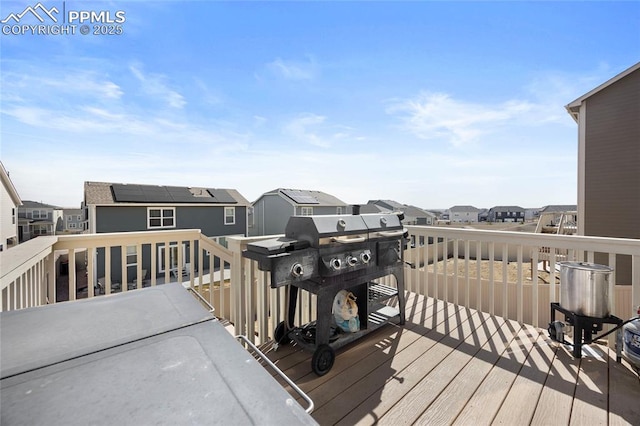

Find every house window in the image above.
[12,208,15,224]
[337,207,342,215]
[224,207,235,225]
[67,216,72,221]
[126,245,137,267]
[69,223,77,229]
[301,207,313,216]
[32,210,43,219]
[77,215,82,221]
[148,208,175,229]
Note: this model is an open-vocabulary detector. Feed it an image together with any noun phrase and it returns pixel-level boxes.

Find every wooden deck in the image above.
[261,292,640,425]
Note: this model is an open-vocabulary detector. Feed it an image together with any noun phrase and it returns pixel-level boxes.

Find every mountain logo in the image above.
[1,3,59,24]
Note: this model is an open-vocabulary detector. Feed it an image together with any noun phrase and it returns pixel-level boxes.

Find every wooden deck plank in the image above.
[297,296,443,410]
[570,345,609,426]
[252,292,640,425]
[413,316,523,425]
[333,307,486,425]
[608,349,640,426]
[453,322,543,425]
[270,293,434,393]
[379,311,506,425]
[490,327,556,425]
[530,344,580,425]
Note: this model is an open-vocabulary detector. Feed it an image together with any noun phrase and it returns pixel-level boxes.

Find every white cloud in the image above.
[387,92,537,147]
[129,64,186,108]
[266,56,318,81]
[283,113,330,147]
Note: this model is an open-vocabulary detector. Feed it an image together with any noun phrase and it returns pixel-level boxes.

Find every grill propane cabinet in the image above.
[243,209,408,376]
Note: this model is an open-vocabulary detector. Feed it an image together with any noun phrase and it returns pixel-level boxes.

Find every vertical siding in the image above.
[584,68,640,284]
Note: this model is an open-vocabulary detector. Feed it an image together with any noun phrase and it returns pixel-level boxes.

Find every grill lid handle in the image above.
[331,236,366,244]
[378,230,405,237]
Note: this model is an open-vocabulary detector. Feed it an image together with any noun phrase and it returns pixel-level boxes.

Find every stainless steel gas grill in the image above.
[243,209,408,375]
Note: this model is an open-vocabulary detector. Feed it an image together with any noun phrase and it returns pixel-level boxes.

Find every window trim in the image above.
[301,207,313,216]
[147,207,176,229]
[224,207,235,225]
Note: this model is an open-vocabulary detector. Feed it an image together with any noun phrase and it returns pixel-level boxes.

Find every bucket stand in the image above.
[550,302,624,362]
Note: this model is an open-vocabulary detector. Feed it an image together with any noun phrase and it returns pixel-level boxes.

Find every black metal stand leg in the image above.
[315,288,335,346]
[573,321,583,359]
[287,286,298,329]
[394,271,406,325]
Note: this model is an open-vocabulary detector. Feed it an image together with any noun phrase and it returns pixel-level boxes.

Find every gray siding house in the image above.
[566,61,640,285]
[18,201,60,242]
[84,181,250,283]
[488,206,525,223]
[249,188,348,236]
[58,208,84,234]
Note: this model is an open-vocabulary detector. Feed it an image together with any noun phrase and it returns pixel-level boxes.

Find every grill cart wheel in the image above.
[274,321,291,345]
[311,344,335,376]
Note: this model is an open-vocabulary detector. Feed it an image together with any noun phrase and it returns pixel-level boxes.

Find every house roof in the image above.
[359,203,392,214]
[449,205,480,213]
[489,206,525,212]
[1,161,21,206]
[255,188,347,207]
[84,182,250,206]
[21,200,58,209]
[565,61,640,122]
[367,200,436,219]
[539,205,577,213]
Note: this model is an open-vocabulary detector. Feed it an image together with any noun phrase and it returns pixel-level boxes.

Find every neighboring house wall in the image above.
[250,189,348,236]
[251,194,294,236]
[62,210,84,233]
[94,205,246,236]
[488,207,525,223]
[449,206,480,223]
[568,63,640,285]
[0,163,21,251]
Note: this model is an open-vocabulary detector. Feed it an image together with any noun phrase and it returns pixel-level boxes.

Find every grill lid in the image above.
[284,213,404,247]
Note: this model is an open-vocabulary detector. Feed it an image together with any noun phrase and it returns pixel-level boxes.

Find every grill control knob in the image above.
[330,258,342,271]
[360,251,371,264]
[291,263,304,277]
[347,256,358,267]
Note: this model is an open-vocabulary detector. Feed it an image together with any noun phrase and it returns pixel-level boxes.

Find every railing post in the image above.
[227,237,244,335]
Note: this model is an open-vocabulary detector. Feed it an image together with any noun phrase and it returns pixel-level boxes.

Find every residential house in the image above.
[487,206,525,223]
[447,205,481,223]
[566,61,640,285]
[18,201,61,242]
[249,188,349,236]
[58,208,84,234]
[84,181,250,283]
[366,200,435,225]
[0,162,21,251]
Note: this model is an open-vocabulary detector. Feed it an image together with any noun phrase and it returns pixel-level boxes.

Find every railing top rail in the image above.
[406,225,640,256]
[1,236,57,288]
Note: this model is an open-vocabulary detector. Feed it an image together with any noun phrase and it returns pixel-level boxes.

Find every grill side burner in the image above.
[243,211,408,376]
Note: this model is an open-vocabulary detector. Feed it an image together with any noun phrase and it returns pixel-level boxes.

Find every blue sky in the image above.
[1,1,639,209]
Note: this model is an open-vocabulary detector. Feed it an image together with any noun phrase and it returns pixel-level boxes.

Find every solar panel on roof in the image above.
[281,189,319,204]
[207,189,237,204]
[112,184,147,203]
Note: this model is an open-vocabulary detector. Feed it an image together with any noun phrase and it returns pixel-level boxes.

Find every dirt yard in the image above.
[425,259,560,285]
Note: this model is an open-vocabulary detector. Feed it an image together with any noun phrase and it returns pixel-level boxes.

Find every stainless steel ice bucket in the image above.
[559,261,613,318]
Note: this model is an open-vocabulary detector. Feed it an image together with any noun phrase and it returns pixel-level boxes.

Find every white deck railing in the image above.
[1,230,234,315]
[228,227,640,346]
[3,227,639,348]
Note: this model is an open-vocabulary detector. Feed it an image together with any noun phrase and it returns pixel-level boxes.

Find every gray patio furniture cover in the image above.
[1,283,317,425]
